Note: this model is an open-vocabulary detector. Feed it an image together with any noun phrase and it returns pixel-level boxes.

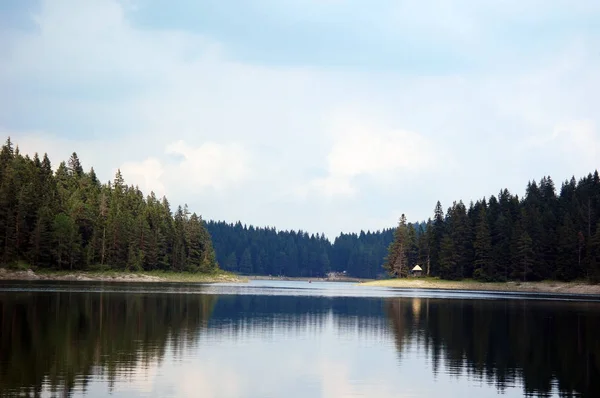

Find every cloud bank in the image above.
[1,0,599,237]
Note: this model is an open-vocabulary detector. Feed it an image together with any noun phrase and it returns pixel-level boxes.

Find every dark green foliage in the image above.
[384,215,410,277]
[384,171,600,282]
[385,297,600,398]
[0,137,218,273]
[439,201,471,280]
[429,201,445,276]
[208,169,600,281]
[239,248,252,274]
[207,221,395,278]
[473,207,495,281]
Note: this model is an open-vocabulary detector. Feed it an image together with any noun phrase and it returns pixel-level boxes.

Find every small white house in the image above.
[411,265,423,277]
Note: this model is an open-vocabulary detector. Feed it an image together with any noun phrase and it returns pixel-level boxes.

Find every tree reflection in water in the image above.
[1,290,599,398]
[0,291,217,397]
[385,297,600,398]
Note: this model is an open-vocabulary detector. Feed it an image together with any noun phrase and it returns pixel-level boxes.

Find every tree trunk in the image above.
[427,254,430,276]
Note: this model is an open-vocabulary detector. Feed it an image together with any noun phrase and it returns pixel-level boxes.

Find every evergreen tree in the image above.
[67,152,84,177]
[556,214,578,280]
[0,137,219,274]
[473,208,494,281]
[430,201,445,276]
[384,215,409,277]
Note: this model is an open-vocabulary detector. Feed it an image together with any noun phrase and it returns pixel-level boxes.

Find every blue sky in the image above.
[1,0,600,237]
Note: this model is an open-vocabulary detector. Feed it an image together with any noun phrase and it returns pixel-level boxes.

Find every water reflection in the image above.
[1,286,599,397]
[0,291,217,397]
[385,297,600,398]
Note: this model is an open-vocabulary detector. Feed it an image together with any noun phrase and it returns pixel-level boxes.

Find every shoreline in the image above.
[3,268,599,296]
[246,275,367,283]
[361,278,600,296]
[0,268,246,283]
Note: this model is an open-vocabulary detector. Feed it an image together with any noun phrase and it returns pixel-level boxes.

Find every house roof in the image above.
[412,265,423,271]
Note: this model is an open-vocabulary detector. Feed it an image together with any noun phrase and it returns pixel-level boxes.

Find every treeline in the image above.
[0,138,218,272]
[207,221,395,278]
[385,171,600,281]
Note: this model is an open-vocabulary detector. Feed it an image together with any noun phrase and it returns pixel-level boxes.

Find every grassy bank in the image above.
[0,267,246,283]
[361,277,600,295]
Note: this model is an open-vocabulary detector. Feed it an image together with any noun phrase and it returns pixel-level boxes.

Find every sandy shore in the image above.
[0,268,245,283]
[362,278,600,296]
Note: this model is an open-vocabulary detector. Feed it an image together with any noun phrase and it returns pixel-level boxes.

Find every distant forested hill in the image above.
[209,171,600,282]
[206,221,396,278]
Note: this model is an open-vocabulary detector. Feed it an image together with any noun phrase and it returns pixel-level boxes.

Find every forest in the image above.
[207,220,395,278]
[0,138,218,273]
[2,136,599,282]
[385,172,600,281]
[209,172,600,283]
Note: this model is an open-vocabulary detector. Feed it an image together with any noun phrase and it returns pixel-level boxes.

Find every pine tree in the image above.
[473,208,494,281]
[556,214,578,280]
[67,152,84,178]
[417,221,431,276]
[430,202,445,276]
[0,137,222,274]
[588,221,600,282]
[29,206,53,267]
[439,234,457,279]
[384,214,409,277]
[52,213,78,269]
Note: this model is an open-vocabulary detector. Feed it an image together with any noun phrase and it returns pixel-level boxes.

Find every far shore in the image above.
[3,268,600,296]
[362,278,600,296]
[246,275,367,283]
[0,268,246,283]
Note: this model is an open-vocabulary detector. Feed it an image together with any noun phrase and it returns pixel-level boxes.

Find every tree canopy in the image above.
[0,137,217,273]
[2,137,599,282]
[385,174,600,282]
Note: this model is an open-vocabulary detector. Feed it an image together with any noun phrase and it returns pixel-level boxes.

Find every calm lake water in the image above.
[1,280,599,398]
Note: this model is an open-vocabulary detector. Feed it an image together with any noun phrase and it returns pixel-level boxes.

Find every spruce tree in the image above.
[384,214,409,277]
[430,202,445,276]
[473,208,494,281]
[556,214,578,280]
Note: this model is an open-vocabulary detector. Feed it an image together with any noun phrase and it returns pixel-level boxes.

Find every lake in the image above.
[1,280,599,397]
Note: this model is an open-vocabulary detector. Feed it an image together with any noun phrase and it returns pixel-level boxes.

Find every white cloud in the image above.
[304,176,357,199]
[2,0,600,237]
[301,111,440,198]
[521,120,600,178]
[552,120,599,168]
[120,157,165,197]
[165,140,252,192]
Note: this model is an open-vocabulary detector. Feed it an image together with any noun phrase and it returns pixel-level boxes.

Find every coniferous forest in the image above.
[0,138,218,273]
[385,173,600,282]
[207,221,395,278]
[2,136,600,283]
[210,172,600,283]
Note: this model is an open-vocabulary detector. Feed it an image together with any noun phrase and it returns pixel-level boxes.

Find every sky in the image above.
[1,0,599,238]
